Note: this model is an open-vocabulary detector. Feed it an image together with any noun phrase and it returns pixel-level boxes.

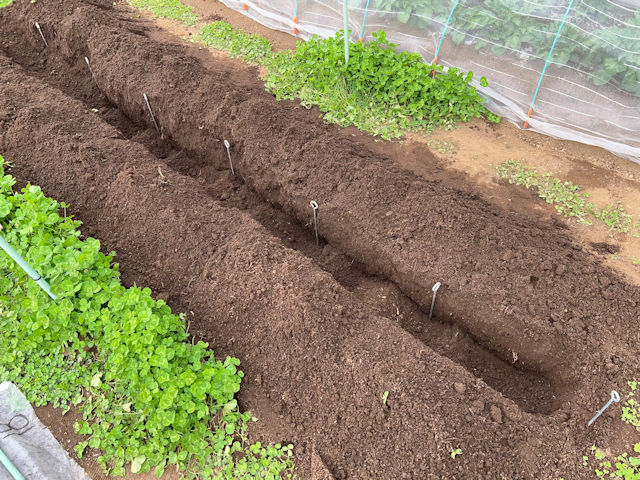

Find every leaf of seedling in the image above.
[382,391,389,406]
[451,448,463,459]
[90,372,102,388]
[131,455,146,474]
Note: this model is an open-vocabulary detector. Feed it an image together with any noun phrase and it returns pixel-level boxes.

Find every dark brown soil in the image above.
[0,53,532,480]
[1,1,639,479]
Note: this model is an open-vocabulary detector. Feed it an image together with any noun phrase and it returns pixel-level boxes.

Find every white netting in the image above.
[222,0,640,162]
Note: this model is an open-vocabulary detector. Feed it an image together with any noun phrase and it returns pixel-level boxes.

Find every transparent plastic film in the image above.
[221,0,640,163]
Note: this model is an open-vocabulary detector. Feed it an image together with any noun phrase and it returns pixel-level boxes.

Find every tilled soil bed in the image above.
[1,1,640,478]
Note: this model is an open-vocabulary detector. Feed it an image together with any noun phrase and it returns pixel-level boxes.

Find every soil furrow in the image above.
[80,18,640,396]
[0,2,557,414]
[0,52,562,480]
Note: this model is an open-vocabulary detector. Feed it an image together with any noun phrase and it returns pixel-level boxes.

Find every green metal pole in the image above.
[0,448,26,480]
[0,234,57,300]
[343,0,349,64]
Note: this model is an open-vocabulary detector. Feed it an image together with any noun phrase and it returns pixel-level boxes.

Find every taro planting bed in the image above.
[0,1,639,479]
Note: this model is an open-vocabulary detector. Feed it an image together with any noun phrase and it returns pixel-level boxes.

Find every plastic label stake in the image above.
[310,201,319,245]
[588,390,620,426]
[34,22,48,48]
[429,282,441,320]
[0,234,56,300]
[85,57,96,80]
[223,140,235,176]
[143,93,160,132]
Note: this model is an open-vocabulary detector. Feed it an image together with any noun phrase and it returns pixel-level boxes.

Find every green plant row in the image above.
[129,0,499,138]
[198,22,499,139]
[0,156,293,479]
[496,159,640,237]
[370,0,640,98]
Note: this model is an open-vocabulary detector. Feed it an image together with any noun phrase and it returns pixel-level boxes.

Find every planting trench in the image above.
[0,53,549,479]
[0,0,560,416]
[1,0,640,478]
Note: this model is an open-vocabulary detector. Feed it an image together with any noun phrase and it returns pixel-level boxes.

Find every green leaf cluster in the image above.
[0,0,12,8]
[264,30,498,138]
[198,22,273,65]
[591,445,640,479]
[497,159,640,237]
[0,156,293,479]
[622,381,640,431]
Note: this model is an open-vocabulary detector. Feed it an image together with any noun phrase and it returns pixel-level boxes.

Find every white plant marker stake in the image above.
[310,201,319,245]
[223,140,235,176]
[429,282,441,320]
[35,22,48,47]
[85,57,96,80]
[588,390,620,426]
[143,93,160,132]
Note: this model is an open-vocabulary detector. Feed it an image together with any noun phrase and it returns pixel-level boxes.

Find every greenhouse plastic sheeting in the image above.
[0,382,89,480]
[222,0,640,163]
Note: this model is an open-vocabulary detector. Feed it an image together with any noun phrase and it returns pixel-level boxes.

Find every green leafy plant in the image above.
[265,30,499,139]
[450,448,462,459]
[497,160,640,237]
[0,155,293,479]
[382,391,389,405]
[427,138,458,154]
[0,0,12,8]
[129,0,199,26]
[198,22,273,65]
[591,445,640,479]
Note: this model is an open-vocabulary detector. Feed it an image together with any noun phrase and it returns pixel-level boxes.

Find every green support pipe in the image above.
[0,448,26,480]
[524,0,576,128]
[343,0,349,64]
[359,0,371,41]
[0,234,56,300]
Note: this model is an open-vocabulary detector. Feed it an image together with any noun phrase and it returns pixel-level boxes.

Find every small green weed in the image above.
[198,22,273,65]
[622,380,640,430]
[591,445,640,479]
[497,160,640,237]
[427,138,459,154]
[593,203,635,235]
[0,0,12,8]
[632,257,640,266]
[450,448,462,460]
[129,0,198,26]
[382,390,389,406]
